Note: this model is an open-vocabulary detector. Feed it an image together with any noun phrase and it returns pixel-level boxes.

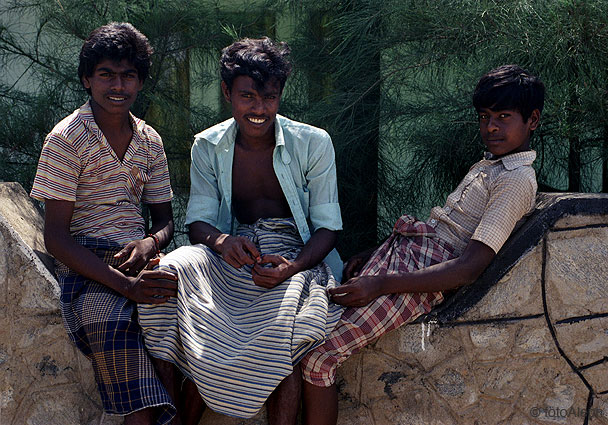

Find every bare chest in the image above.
[232,147,284,200]
[231,144,290,223]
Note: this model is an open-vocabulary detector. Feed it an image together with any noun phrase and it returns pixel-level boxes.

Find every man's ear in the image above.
[528,109,540,131]
[221,81,231,103]
[82,75,91,90]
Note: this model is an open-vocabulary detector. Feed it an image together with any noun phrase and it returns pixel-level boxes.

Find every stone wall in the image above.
[0,183,606,425]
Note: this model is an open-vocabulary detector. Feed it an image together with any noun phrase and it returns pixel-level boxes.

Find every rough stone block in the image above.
[516,358,590,424]
[554,317,608,368]
[589,394,608,425]
[358,349,417,403]
[460,322,521,362]
[368,395,457,425]
[460,398,513,424]
[373,321,462,371]
[0,182,53,271]
[545,228,608,320]
[460,245,543,321]
[427,354,478,412]
[580,360,608,395]
[513,320,555,356]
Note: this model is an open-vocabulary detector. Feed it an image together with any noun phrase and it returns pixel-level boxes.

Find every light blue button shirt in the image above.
[185,114,343,280]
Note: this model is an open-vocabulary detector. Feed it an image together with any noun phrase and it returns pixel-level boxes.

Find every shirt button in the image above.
[430,219,437,225]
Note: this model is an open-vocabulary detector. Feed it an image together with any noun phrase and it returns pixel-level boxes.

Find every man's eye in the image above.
[500,113,510,118]
[479,115,489,120]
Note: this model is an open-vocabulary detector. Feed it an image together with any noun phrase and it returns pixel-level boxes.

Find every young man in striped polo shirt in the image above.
[31,23,178,425]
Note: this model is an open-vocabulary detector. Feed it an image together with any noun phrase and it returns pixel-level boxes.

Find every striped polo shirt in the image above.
[31,101,173,246]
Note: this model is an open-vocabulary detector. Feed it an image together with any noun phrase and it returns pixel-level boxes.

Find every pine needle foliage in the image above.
[281,0,608,248]
[1,0,608,255]
[0,0,273,247]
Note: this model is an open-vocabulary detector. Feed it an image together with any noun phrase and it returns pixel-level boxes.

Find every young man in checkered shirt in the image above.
[299,64,545,425]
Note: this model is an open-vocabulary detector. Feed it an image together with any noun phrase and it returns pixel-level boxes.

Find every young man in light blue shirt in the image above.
[138,37,343,425]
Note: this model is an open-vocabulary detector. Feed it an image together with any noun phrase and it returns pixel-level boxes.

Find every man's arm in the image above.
[252,228,337,288]
[114,201,174,275]
[44,199,177,304]
[329,239,495,307]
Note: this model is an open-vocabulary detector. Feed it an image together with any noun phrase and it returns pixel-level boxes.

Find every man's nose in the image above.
[252,98,264,113]
[487,117,499,132]
[111,76,125,90]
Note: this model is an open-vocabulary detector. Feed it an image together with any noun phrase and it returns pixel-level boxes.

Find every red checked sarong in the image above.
[300,214,457,387]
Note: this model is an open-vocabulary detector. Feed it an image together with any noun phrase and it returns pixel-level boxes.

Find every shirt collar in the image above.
[484,150,536,170]
[79,100,146,146]
[196,114,290,163]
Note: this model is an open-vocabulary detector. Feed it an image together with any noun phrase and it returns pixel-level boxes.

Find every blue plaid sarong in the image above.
[55,236,175,424]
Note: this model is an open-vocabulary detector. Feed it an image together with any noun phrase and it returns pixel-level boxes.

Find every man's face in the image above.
[82,58,143,116]
[222,75,281,144]
[478,108,540,157]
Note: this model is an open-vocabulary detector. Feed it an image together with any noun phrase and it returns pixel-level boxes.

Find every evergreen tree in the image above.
[0,0,272,246]
[284,0,608,245]
[1,0,607,255]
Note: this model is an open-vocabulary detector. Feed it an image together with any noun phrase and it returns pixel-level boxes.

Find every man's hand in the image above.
[343,248,375,281]
[216,234,261,269]
[252,254,295,288]
[123,269,178,304]
[114,237,157,276]
[329,275,385,307]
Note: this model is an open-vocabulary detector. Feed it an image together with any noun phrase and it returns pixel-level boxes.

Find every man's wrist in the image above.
[210,233,230,253]
[147,233,161,254]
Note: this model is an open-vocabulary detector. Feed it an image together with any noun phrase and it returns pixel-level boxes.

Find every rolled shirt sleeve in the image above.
[305,131,342,232]
[31,133,81,202]
[141,127,173,204]
[185,138,222,227]
[471,167,537,253]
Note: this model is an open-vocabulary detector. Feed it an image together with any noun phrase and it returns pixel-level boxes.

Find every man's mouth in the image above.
[108,95,127,102]
[247,116,266,124]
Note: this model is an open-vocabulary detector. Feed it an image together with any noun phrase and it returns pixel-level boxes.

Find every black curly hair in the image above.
[473,64,545,122]
[220,37,292,92]
[78,22,153,94]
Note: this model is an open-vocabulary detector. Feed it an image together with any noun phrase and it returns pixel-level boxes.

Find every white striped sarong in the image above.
[138,218,344,418]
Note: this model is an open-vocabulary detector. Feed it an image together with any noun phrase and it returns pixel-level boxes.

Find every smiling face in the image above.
[222,75,281,147]
[82,58,143,118]
[478,108,540,157]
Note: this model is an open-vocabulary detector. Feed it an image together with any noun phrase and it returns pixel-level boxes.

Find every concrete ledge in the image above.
[434,192,608,323]
[336,193,608,425]
[1,185,607,425]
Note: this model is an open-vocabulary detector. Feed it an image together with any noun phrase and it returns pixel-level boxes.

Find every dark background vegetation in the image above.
[1,0,607,257]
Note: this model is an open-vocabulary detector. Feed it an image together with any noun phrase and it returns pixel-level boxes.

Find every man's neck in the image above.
[89,99,132,138]
[236,128,276,152]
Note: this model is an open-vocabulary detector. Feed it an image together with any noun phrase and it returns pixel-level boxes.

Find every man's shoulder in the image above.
[48,107,85,139]
[193,117,236,147]
[132,115,163,146]
[276,115,330,141]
